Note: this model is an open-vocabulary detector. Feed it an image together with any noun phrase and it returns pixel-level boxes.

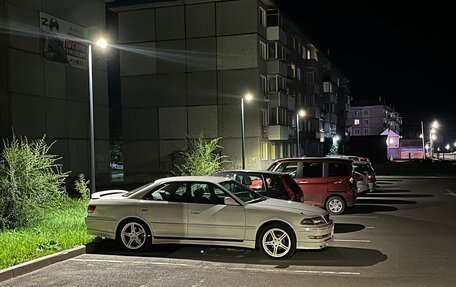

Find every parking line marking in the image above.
[332,215,378,219]
[334,239,371,243]
[366,226,375,229]
[69,258,361,276]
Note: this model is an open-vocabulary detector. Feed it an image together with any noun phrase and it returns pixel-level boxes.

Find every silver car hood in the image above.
[249,198,327,217]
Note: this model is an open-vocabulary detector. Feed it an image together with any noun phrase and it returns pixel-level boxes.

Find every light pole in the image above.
[241,93,253,169]
[88,38,107,194]
[296,109,306,156]
[430,120,439,159]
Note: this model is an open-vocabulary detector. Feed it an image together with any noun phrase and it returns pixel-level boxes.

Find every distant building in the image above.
[108,0,350,182]
[349,105,401,137]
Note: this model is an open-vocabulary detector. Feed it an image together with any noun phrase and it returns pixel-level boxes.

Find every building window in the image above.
[290,63,296,79]
[261,109,268,127]
[259,7,266,27]
[268,75,286,92]
[259,41,267,60]
[363,110,369,115]
[261,142,268,160]
[306,48,311,59]
[354,119,360,125]
[364,128,369,134]
[260,75,267,95]
[354,110,360,116]
[364,119,369,124]
[296,66,301,81]
[323,82,333,93]
[306,70,315,83]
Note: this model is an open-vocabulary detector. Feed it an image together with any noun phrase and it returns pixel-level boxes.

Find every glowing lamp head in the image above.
[298,109,306,117]
[95,38,108,49]
[432,121,439,129]
[333,135,340,142]
[244,93,253,102]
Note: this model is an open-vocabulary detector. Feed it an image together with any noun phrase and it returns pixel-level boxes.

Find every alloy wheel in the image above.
[262,228,292,258]
[120,222,147,250]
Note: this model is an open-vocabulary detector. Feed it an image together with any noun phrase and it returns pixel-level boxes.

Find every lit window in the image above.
[354,119,360,125]
[261,142,268,160]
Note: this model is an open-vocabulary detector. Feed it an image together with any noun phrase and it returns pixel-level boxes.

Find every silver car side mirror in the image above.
[224,197,240,206]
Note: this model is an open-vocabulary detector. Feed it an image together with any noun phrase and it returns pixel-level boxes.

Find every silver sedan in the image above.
[86,176,334,259]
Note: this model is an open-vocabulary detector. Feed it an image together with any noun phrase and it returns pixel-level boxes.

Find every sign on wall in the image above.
[39,12,88,69]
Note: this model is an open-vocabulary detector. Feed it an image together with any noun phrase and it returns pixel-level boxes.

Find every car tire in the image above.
[259,223,296,259]
[117,220,151,251]
[325,196,346,215]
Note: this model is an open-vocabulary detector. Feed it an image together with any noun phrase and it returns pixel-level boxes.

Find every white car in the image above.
[86,176,334,259]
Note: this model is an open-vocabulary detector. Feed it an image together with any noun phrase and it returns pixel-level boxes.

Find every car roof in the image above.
[273,157,353,163]
[154,176,231,184]
[215,170,288,176]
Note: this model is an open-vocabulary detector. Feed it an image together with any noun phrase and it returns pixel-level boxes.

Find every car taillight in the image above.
[87,205,96,213]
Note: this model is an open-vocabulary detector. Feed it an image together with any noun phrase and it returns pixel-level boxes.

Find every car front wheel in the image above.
[326,196,346,215]
[117,220,151,251]
[259,224,296,259]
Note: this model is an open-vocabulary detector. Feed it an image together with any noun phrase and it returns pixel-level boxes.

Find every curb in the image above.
[0,243,97,283]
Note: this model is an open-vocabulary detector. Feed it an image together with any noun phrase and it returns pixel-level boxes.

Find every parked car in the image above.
[353,165,370,195]
[86,176,334,259]
[352,161,377,192]
[213,170,303,202]
[267,157,357,215]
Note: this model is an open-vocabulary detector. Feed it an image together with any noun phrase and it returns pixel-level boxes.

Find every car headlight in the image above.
[301,216,326,225]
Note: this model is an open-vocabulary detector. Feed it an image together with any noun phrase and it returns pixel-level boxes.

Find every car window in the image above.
[246,175,264,190]
[189,183,213,204]
[142,182,188,202]
[219,180,264,203]
[275,162,298,178]
[328,162,349,176]
[302,162,323,178]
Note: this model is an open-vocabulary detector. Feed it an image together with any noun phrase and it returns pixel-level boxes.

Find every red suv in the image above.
[267,157,356,214]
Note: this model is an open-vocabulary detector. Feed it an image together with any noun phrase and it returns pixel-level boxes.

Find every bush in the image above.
[0,135,68,229]
[74,174,90,202]
[174,134,229,176]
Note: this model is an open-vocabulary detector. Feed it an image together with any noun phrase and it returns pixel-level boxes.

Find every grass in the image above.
[0,199,95,270]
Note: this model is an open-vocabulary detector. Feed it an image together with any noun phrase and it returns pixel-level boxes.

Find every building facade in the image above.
[0,0,111,186]
[349,105,402,136]
[109,0,350,182]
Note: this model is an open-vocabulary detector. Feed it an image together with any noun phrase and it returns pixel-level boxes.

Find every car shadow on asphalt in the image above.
[370,189,412,193]
[334,223,365,233]
[88,240,387,267]
[355,199,417,205]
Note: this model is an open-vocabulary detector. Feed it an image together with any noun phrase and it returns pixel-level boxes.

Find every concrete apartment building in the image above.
[109,0,350,182]
[349,105,402,136]
[0,0,111,185]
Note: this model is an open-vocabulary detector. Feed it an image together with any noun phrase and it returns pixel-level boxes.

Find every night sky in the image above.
[276,1,455,141]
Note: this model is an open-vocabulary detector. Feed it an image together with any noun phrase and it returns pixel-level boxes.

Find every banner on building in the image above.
[39,12,88,69]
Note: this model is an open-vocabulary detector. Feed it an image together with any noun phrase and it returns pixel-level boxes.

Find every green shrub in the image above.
[74,174,90,202]
[174,134,229,176]
[0,135,68,229]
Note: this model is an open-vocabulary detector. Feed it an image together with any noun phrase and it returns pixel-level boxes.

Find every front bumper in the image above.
[295,222,334,250]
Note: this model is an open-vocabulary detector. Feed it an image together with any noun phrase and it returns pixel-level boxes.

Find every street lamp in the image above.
[296,109,306,157]
[241,93,253,169]
[88,37,108,194]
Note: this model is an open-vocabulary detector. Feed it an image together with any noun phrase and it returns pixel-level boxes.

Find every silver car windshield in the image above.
[219,180,266,204]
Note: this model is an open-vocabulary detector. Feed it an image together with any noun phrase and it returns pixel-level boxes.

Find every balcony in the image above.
[268,92,288,109]
[322,93,337,103]
[267,26,287,44]
[268,125,294,141]
[288,96,296,111]
[267,59,287,77]
[323,113,337,124]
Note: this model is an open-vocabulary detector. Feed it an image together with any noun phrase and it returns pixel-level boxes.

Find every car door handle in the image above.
[299,181,307,184]
[190,210,201,214]
[140,208,148,211]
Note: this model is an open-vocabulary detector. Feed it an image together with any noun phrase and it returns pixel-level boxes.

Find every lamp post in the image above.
[241,93,253,169]
[296,109,306,157]
[88,38,107,194]
[430,120,439,159]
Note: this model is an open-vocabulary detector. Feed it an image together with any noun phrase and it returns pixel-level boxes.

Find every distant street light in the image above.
[88,37,108,194]
[432,120,439,129]
[296,109,306,157]
[241,93,253,169]
[446,144,450,151]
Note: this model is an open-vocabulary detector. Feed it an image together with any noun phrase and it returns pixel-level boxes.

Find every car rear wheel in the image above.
[118,220,151,251]
[326,196,346,215]
[259,224,296,259]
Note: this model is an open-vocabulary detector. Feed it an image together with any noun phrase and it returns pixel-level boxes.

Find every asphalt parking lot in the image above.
[2,177,456,287]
